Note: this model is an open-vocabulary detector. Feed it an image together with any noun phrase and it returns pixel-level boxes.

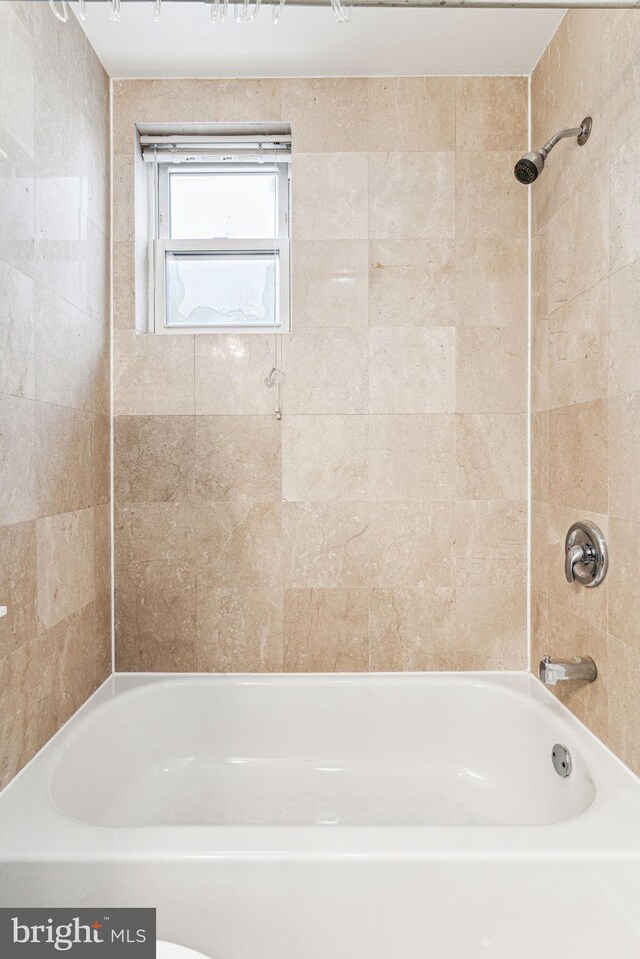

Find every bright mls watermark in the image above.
[0,909,156,957]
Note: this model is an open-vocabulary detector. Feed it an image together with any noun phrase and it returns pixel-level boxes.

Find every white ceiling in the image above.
[76,3,564,79]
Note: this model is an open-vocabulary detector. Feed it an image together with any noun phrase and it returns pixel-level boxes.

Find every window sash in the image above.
[154,238,290,335]
[149,159,290,334]
[158,162,289,241]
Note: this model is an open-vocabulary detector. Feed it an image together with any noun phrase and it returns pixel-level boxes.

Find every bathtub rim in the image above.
[1,670,640,864]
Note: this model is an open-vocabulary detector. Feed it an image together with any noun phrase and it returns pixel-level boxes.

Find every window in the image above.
[143,132,291,334]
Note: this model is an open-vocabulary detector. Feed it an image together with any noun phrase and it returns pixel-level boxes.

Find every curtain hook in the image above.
[78,0,86,20]
[48,0,69,22]
[272,0,284,25]
[154,0,161,20]
[109,0,121,22]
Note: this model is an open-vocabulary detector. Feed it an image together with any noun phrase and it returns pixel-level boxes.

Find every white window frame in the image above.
[150,158,291,335]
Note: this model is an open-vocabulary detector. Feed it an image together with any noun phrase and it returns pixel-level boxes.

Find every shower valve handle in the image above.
[564,521,608,589]
[565,542,594,584]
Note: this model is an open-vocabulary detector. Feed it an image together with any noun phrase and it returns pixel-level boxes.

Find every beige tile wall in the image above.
[531,10,640,774]
[113,76,528,674]
[0,2,111,788]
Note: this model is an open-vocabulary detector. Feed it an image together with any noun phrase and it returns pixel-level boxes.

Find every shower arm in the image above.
[540,121,591,158]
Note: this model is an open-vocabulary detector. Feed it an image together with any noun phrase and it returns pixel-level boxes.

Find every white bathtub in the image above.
[2,672,640,957]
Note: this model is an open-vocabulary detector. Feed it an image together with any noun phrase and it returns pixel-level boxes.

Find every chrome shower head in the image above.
[514,117,592,185]
[514,151,546,185]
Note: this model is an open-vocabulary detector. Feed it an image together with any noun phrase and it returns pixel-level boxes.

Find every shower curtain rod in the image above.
[13,0,640,8]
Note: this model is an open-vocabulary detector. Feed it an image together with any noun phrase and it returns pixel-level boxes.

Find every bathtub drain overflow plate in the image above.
[552,743,572,778]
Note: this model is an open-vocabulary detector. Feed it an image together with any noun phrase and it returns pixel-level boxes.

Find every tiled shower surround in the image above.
[0,3,110,787]
[113,77,529,673]
[531,9,640,775]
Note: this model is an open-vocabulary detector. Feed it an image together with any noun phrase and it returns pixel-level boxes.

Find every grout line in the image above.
[526,71,532,675]
[109,77,116,674]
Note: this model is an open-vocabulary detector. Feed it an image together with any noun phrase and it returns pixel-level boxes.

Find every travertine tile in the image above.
[283,330,368,414]
[532,232,548,324]
[456,152,527,239]
[456,327,527,414]
[369,587,456,671]
[0,0,110,787]
[196,503,283,589]
[456,414,527,501]
[531,411,549,504]
[531,500,551,599]
[191,79,281,125]
[609,135,640,274]
[40,603,98,731]
[115,502,197,590]
[94,502,111,600]
[368,240,457,327]
[546,13,611,216]
[282,415,368,502]
[608,636,640,775]
[369,327,456,414]
[369,153,455,240]
[292,240,368,328]
[609,257,640,396]
[548,280,609,408]
[0,394,36,526]
[530,589,549,669]
[455,586,527,670]
[35,286,97,412]
[0,521,37,660]
[609,390,640,522]
[35,178,91,316]
[283,588,368,672]
[37,508,95,631]
[283,502,454,588]
[531,319,548,415]
[546,600,608,742]
[548,400,608,514]
[548,172,609,313]
[195,334,274,416]
[456,500,527,587]
[115,587,197,672]
[0,4,35,158]
[93,323,110,417]
[0,643,43,789]
[113,241,135,331]
[610,56,640,149]
[196,415,281,502]
[610,9,640,83]
[0,259,35,399]
[108,76,531,689]
[282,78,368,152]
[94,590,112,686]
[0,133,35,280]
[456,239,527,327]
[197,587,283,672]
[112,79,196,155]
[608,516,640,651]
[367,77,456,152]
[456,77,528,152]
[36,403,93,517]
[114,329,195,416]
[368,414,456,501]
[115,415,196,503]
[292,153,368,240]
[92,413,110,508]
